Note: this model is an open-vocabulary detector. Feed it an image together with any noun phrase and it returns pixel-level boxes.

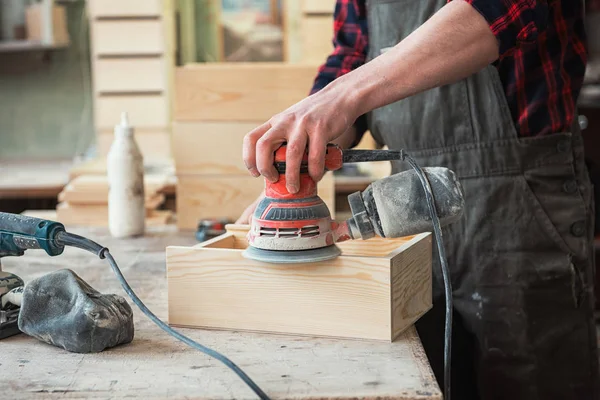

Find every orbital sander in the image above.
[244,143,465,264]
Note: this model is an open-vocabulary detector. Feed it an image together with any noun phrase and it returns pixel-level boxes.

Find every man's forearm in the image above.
[324,0,499,117]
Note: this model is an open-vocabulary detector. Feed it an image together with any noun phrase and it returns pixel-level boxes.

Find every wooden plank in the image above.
[301,16,334,64]
[174,63,319,121]
[166,227,432,341]
[56,203,172,227]
[176,175,265,230]
[21,209,58,220]
[302,0,336,14]
[95,94,169,129]
[87,0,162,18]
[58,175,170,204]
[91,19,165,56]
[97,130,172,160]
[172,121,258,175]
[93,58,167,94]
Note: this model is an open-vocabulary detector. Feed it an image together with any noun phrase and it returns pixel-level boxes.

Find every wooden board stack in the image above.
[172,62,336,230]
[55,175,173,227]
[87,0,175,161]
[167,225,433,341]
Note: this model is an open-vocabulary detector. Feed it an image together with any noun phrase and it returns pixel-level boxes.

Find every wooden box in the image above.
[166,225,432,341]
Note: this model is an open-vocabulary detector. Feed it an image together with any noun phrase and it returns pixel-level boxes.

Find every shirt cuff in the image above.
[462,0,548,57]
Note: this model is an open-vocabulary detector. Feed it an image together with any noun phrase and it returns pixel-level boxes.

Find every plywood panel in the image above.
[95,95,169,129]
[176,175,265,229]
[93,58,166,93]
[91,20,165,55]
[88,0,162,18]
[174,63,319,121]
[301,16,334,64]
[302,0,336,14]
[166,227,432,341]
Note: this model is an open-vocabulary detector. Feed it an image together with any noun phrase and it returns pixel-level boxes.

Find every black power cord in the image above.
[402,152,453,400]
[58,231,271,400]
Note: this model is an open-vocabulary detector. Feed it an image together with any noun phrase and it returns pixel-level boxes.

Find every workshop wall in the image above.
[0,2,95,160]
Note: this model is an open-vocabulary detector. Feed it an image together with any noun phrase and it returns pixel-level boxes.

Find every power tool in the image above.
[244,143,464,264]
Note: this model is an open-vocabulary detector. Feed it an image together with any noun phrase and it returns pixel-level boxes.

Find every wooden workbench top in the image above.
[1,225,441,400]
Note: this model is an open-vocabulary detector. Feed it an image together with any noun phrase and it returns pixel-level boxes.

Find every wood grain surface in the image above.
[2,225,441,399]
[174,63,320,121]
[176,175,266,229]
[172,121,259,175]
[59,174,170,205]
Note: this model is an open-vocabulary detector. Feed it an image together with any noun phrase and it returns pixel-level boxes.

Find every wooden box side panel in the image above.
[176,176,265,230]
[166,246,392,340]
[390,233,433,340]
[174,63,320,121]
[172,121,259,175]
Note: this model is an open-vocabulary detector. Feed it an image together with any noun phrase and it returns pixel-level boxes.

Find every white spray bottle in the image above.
[107,112,145,238]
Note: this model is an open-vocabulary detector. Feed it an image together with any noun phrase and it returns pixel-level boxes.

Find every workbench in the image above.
[1,225,442,400]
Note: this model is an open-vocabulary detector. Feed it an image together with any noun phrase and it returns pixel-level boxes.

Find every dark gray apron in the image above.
[365,1,600,399]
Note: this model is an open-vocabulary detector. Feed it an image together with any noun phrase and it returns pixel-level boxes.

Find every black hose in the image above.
[57,232,271,400]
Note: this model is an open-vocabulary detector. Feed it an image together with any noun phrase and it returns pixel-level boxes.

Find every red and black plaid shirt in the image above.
[311,0,588,138]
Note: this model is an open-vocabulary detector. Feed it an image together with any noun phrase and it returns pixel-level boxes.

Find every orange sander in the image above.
[243,143,465,264]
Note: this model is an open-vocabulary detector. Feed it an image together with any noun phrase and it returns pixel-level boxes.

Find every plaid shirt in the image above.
[311,0,588,139]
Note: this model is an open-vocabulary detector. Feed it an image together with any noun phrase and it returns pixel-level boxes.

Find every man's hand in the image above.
[242,87,360,194]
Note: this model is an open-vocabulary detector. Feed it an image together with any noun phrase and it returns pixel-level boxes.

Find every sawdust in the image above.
[372,167,464,238]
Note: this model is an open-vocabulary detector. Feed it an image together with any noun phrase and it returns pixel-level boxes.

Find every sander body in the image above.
[244,144,465,263]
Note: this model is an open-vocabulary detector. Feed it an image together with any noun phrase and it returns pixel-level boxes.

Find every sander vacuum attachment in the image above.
[243,144,465,264]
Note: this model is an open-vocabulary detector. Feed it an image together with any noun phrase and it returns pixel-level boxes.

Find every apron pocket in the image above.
[516,172,589,260]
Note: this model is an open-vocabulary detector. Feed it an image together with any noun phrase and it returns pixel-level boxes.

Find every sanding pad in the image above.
[242,245,341,264]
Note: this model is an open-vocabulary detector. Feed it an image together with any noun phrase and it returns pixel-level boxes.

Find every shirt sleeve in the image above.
[310,0,369,146]
[462,0,549,58]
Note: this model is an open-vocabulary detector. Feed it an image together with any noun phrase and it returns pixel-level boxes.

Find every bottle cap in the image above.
[114,111,134,138]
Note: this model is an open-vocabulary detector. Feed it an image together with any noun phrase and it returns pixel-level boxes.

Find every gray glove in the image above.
[18,269,134,353]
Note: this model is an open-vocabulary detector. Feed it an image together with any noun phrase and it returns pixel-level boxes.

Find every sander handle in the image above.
[0,212,65,258]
